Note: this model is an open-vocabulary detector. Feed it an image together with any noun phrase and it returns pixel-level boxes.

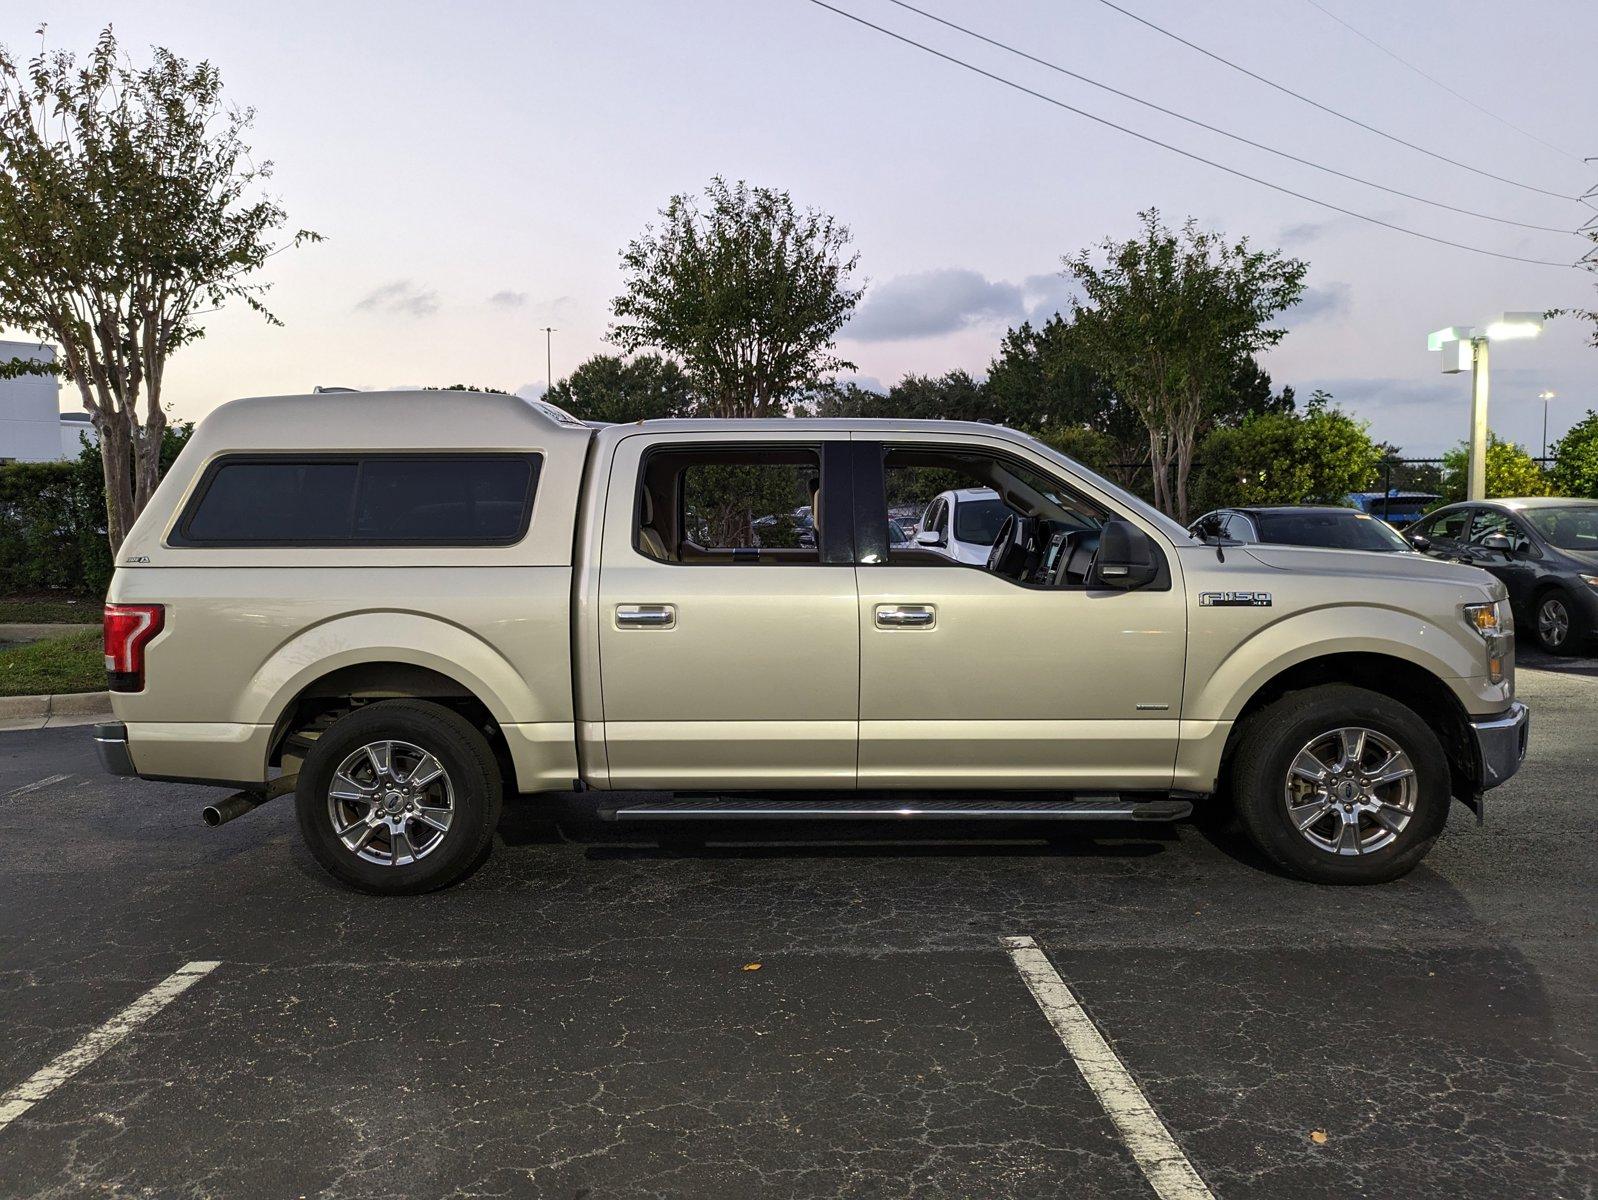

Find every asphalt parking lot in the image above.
[1,658,1593,1199]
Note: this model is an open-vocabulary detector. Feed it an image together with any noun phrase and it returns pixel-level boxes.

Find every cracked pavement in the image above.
[0,660,1593,1198]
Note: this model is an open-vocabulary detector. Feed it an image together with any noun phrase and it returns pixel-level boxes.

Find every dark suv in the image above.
[1404,498,1598,655]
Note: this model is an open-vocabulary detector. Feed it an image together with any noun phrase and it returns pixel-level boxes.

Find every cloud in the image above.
[1278,220,1329,247]
[1288,282,1353,325]
[355,280,439,318]
[846,268,1024,341]
[488,290,528,309]
[1019,272,1078,326]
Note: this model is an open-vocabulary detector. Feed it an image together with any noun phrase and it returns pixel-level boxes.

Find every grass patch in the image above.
[0,630,104,697]
[0,596,99,625]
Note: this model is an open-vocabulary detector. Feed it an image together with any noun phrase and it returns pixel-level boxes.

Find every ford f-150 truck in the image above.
[95,390,1528,893]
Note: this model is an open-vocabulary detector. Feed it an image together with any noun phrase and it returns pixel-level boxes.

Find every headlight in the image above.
[1463,601,1508,684]
[1581,574,1598,591]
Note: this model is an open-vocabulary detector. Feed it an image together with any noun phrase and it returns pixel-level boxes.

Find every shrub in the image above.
[1192,402,1381,512]
[1551,409,1598,498]
[1440,434,1549,501]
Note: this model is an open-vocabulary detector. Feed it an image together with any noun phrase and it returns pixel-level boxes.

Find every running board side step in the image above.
[599,796,1192,822]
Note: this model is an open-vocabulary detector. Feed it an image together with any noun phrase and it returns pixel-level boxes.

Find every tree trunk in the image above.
[98,417,136,555]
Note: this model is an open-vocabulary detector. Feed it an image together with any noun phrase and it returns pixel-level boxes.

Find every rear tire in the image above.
[295,700,503,895]
[1231,685,1450,885]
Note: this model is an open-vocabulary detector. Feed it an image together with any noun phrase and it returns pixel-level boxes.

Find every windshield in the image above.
[1254,511,1412,552]
[954,497,1010,545]
[1523,505,1598,551]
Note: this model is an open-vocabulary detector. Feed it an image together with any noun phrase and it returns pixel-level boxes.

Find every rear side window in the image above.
[175,455,539,546]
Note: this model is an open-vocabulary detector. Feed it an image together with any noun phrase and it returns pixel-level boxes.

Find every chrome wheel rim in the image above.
[1538,597,1569,646]
[327,739,454,866]
[1282,727,1417,856]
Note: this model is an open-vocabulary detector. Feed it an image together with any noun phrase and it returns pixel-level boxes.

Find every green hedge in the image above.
[0,457,113,598]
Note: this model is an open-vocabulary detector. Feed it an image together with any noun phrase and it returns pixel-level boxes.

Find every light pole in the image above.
[539,326,557,392]
[1537,390,1556,465]
[1428,312,1543,501]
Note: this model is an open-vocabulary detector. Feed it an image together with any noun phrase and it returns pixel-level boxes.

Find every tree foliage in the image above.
[1441,433,1549,501]
[1063,209,1307,520]
[1550,409,1598,498]
[1193,396,1380,511]
[609,177,861,417]
[1546,228,1598,350]
[0,27,317,552]
[544,353,696,423]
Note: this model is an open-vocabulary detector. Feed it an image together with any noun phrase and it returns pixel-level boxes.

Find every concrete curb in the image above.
[0,691,111,720]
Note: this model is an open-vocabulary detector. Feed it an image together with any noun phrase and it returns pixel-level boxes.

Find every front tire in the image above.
[1231,685,1450,885]
[1532,590,1585,656]
[295,700,503,894]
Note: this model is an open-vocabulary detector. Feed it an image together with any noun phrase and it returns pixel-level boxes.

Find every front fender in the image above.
[1186,603,1486,723]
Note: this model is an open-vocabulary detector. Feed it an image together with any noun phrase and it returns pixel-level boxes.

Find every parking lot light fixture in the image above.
[1429,313,1544,501]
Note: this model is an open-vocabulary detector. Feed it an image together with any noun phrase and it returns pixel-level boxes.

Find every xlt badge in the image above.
[1199,591,1272,607]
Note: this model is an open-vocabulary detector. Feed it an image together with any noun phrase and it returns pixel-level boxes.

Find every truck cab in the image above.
[96,392,1529,893]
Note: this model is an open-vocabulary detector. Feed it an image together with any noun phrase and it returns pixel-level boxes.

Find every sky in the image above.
[2,0,1594,455]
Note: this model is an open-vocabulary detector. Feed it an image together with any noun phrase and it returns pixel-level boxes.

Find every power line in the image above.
[1301,0,1580,162]
[802,0,1580,269]
[1087,0,1581,202]
[881,0,1577,236]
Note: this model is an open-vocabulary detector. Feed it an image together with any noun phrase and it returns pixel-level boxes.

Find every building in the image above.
[0,339,96,462]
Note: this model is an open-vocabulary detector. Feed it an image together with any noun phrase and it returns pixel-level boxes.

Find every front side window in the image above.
[1467,509,1533,553]
[177,455,538,546]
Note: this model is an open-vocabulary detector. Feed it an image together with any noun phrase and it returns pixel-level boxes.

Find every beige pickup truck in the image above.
[95,390,1528,892]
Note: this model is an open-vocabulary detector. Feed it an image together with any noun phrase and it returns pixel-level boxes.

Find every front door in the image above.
[851,436,1188,791]
[596,433,859,790]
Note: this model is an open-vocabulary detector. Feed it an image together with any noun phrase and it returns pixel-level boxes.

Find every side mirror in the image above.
[1479,531,1513,556]
[1406,533,1431,552]
[1091,519,1159,589]
[915,529,945,548]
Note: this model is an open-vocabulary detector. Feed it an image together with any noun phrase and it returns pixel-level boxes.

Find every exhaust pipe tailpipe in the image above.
[202,776,294,827]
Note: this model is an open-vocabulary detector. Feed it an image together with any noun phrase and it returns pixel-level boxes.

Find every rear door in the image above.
[595,432,859,789]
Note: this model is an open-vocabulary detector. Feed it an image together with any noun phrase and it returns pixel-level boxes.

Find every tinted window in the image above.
[1423,509,1470,542]
[355,458,533,542]
[183,461,358,543]
[1467,509,1533,553]
[954,497,1011,545]
[180,456,536,545]
[1523,504,1598,551]
[1253,511,1411,551]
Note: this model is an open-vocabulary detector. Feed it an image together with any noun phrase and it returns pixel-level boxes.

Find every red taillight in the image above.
[104,604,165,692]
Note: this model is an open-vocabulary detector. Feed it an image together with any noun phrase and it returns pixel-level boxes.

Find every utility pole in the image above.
[539,327,557,392]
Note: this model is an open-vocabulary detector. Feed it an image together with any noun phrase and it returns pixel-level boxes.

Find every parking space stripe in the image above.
[0,961,220,1134]
[3,774,71,799]
[1003,936,1214,1200]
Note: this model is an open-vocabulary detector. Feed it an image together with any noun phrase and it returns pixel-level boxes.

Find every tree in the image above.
[985,316,1130,440]
[1192,397,1381,511]
[543,353,697,424]
[1546,228,1597,350]
[426,384,509,394]
[0,28,317,552]
[803,371,987,421]
[1441,434,1549,501]
[1550,409,1598,498]
[609,177,861,417]
[1064,209,1307,520]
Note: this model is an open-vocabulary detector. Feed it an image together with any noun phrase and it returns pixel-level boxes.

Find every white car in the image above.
[916,487,1011,565]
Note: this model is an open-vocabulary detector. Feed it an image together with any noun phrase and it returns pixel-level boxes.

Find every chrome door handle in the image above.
[875,604,935,628]
[616,604,676,629]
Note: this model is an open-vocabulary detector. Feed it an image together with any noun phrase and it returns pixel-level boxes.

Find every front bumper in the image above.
[94,721,137,777]
[1471,701,1529,791]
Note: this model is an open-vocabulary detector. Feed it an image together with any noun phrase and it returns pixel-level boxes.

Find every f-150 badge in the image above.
[1199,591,1272,607]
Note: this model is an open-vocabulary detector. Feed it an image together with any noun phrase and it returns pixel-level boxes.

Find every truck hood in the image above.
[1240,546,1506,597]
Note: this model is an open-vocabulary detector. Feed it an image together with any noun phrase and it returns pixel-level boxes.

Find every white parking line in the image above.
[3,773,71,799]
[1003,936,1214,1200]
[0,961,220,1134]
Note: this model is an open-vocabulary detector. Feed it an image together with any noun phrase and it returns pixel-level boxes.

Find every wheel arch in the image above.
[1218,651,1478,803]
